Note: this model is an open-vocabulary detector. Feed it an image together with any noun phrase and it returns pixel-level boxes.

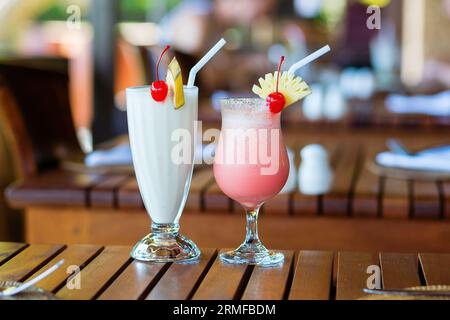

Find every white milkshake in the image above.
[126,85,200,262]
[127,86,198,223]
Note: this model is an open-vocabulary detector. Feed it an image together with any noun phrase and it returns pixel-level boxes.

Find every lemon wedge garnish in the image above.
[166,57,185,109]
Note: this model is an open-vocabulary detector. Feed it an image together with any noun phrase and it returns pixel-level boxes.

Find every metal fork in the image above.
[0,259,64,297]
[363,288,450,297]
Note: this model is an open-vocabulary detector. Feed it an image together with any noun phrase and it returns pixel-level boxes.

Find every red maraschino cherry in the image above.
[266,56,286,113]
[151,45,171,102]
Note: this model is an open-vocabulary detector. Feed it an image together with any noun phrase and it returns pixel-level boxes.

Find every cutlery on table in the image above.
[0,259,64,297]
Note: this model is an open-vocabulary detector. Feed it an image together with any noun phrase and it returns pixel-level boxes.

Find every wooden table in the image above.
[5,128,450,251]
[0,242,449,300]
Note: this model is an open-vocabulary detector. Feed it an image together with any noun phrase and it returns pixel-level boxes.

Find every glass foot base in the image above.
[131,228,200,263]
[220,245,284,266]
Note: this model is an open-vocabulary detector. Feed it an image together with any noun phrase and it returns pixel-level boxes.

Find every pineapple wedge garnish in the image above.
[252,71,311,108]
[166,57,185,109]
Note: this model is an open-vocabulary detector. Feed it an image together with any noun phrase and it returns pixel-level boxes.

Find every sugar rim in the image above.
[220,98,267,113]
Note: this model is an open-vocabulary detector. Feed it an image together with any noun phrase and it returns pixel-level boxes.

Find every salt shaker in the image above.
[299,144,333,195]
[280,148,297,193]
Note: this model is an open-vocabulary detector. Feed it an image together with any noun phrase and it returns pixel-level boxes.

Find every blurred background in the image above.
[1,0,450,250]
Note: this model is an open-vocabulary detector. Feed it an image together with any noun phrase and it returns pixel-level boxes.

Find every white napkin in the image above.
[386,90,450,116]
[85,144,133,167]
[376,145,450,172]
[85,142,214,167]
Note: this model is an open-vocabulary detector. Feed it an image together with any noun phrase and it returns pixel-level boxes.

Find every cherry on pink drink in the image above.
[213,98,289,266]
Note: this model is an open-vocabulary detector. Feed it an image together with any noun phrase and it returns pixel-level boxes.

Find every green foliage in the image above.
[36,3,72,21]
[35,0,183,23]
[120,0,182,21]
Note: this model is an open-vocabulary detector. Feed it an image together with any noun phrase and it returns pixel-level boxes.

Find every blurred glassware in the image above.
[268,44,288,66]
[370,20,398,74]
[370,20,399,90]
[323,83,348,120]
[294,0,323,18]
[302,83,324,120]
[339,67,375,99]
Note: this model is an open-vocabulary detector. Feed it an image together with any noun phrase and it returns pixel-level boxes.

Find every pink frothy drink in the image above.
[214,99,289,208]
[213,98,289,266]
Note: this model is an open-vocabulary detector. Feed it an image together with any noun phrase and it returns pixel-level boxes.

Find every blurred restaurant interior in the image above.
[1,0,450,253]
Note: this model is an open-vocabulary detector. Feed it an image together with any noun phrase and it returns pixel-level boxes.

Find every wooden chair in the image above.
[0,57,82,175]
[0,58,84,241]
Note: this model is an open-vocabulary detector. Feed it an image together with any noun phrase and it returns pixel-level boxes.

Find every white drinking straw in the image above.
[288,45,331,75]
[187,38,227,87]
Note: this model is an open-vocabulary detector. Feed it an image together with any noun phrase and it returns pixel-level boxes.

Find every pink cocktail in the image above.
[213,98,289,265]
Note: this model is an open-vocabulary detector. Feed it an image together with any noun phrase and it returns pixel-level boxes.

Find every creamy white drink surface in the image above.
[127,86,198,224]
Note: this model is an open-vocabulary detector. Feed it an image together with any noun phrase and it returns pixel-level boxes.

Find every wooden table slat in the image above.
[323,144,361,216]
[379,253,420,289]
[117,177,143,209]
[288,251,334,300]
[6,170,103,207]
[56,246,131,300]
[0,242,27,266]
[353,144,385,217]
[186,168,215,211]
[0,244,65,282]
[242,251,294,300]
[146,249,217,300]
[204,181,232,212]
[192,249,250,300]
[98,260,168,300]
[382,177,409,219]
[336,252,375,300]
[412,181,441,219]
[0,244,450,300]
[90,174,131,208]
[419,253,450,285]
[27,245,103,292]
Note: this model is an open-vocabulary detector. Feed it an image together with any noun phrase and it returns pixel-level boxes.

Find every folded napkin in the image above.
[376,145,450,172]
[85,143,214,167]
[385,90,450,116]
[85,144,133,167]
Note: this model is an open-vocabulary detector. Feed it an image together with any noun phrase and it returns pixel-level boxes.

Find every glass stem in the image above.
[244,206,261,246]
[151,223,179,241]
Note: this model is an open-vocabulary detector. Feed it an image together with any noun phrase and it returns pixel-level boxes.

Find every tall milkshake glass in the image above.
[213,98,289,265]
[126,86,200,262]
